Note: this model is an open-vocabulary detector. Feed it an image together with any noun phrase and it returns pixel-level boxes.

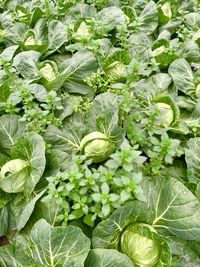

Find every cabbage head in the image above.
[25,36,43,46]
[40,63,57,82]
[154,102,174,127]
[75,21,92,40]
[120,223,160,267]
[80,131,116,163]
[107,61,128,82]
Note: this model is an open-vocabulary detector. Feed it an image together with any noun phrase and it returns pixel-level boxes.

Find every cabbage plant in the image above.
[93,176,200,266]
[45,92,125,163]
[0,131,46,194]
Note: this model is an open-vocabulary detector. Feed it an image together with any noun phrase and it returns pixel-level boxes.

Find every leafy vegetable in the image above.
[0,0,200,266]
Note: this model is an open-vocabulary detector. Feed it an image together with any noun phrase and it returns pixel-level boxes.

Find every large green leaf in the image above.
[138,1,158,34]
[0,219,91,267]
[86,93,123,137]
[185,12,200,30]
[13,51,41,80]
[14,189,46,230]
[144,177,200,240]
[129,32,152,62]
[44,114,86,153]
[4,23,29,45]
[0,115,26,153]
[92,201,149,249]
[0,245,22,267]
[60,50,98,95]
[148,73,172,90]
[47,20,68,55]
[168,58,195,96]
[22,197,65,232]
[0,45,18,63]
[95,6,126,33]
[183,40,200,62]
[68,3,96,19]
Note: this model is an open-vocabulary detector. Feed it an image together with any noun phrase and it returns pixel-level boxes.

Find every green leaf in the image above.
[185,12,200,30]
[93,201,149,249]
[149,73,172,90]
[185,138,200,182]
[44,114,86,153]
[0,219,91,267]
[168,58,195,96]
[0,45,18,63]
[129,32,152,62]
[33,197,65,226]
[60,50,98,95]
[138,1,158,34]
[0,206,9,236]
[144,177,200,240]
[182,40,200,62]
[13,51,41,80]
[4,23,29,45]
[85,249,135,267]
[15,189,46,230]
[95,7,126,33]
[47,20,68,55]
[0,114,26,153]
[0,82,12,102]
[0,245,22,267]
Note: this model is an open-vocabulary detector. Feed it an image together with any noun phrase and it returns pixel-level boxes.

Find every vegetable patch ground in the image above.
[0,0,200,266]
